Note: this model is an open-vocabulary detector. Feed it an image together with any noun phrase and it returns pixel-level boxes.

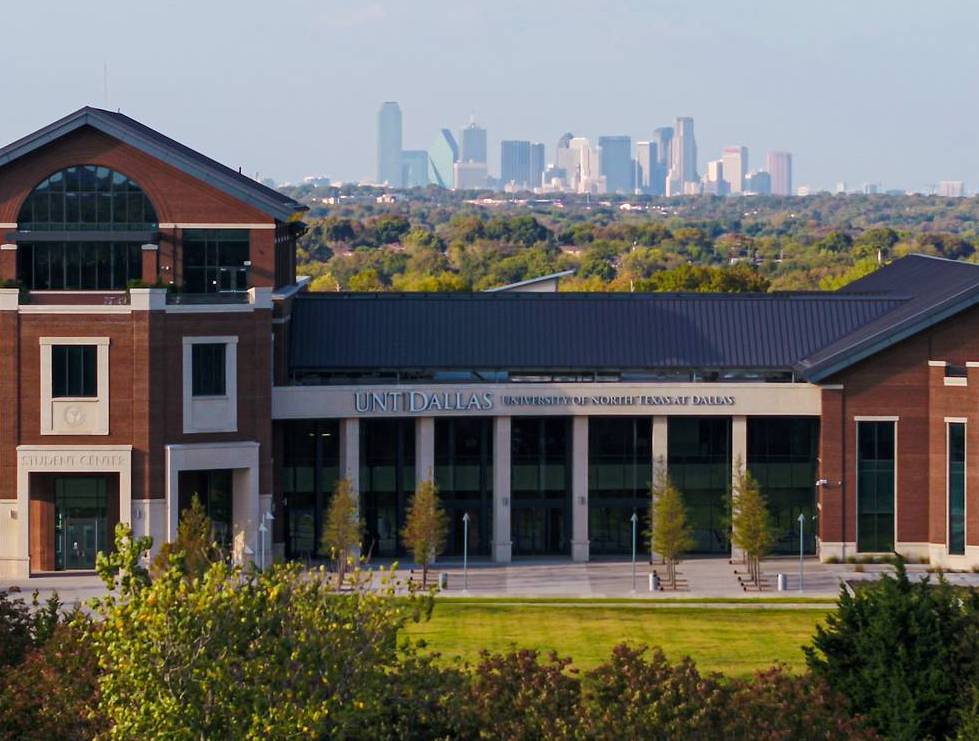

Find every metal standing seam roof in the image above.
[288,291,907,372]
[0,107,306,222]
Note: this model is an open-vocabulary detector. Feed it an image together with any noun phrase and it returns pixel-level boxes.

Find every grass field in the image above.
[405,601,831,677]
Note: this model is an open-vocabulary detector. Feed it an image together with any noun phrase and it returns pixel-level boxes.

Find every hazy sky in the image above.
[1,1,976,191]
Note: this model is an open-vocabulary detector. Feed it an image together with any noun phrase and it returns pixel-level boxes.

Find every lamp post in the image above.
[462,512,471,592]
[258,522,267,571]
[630,511,638,593]
[798,512,805,593]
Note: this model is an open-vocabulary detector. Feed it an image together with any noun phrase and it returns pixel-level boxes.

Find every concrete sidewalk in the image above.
[5,556,976,606]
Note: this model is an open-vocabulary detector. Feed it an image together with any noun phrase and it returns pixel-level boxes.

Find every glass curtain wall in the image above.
[588,418,652,556]
[511,418,572,556]
[668,417,731,554]
[434,418,493,557]
[856,420,896,552]
[54,476,110,571]
[747,418,819,554]
[178,470,234,550]
[281,420,340,559]
[949,422,966,556]
[360,419,415,558]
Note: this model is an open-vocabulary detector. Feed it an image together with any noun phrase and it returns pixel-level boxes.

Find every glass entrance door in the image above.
[54,477,108,571]
[511,418,572,557]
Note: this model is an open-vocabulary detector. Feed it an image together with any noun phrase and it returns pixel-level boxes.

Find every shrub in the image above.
[150,494,221,581]
[0,590,63,669]
[805,559,979,739]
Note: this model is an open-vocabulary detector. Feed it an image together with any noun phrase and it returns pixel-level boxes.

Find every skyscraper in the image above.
[453,161,489,190]
[377,102,403,187]
[401,150,430,188]
[529,142,545,190]
[703,159,725,195]
[937,181,965,197]
[569,137,605,193]
[670,117,698,190]
[428,129,459,189]
[721,146,748,194]
[745,170,771,194]
[650,127,673,196]
[460,119,487,163]
[635,141,656,194]
[767,151,793,196]
[598,135,633,194]
[555,132,577,189]
[501,140,532,188]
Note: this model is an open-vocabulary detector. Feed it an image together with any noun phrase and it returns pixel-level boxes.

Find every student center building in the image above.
[1,109,979,578]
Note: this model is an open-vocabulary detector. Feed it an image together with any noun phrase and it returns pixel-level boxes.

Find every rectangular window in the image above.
[191,343,226,396]
[182,229,250,294]
[857,421,896,553]
[51,345,97,398]
[949,422,966,555]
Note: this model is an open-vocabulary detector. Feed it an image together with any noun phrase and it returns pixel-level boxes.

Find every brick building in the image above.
[1,108,978,577]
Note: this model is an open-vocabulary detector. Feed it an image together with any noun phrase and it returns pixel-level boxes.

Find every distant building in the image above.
[377,102,403,187]
[529,142,545,190]
[670,117,698,190]
[635,141,656,194]
[428,129,459,189]
[650,127,673,196]
[461,119,487,163]
[767,151,792,196]
[555,132,576,189]
[454,161,489,190]
[598,135,633,194]
[501,140,532,189]
[863,183,879,195]
[745,170,771,195]
[703,159,726,195]
[569,137,605,193]
[303,175,331,188]
[937,181,965,198]
[721,145,747,194]
[401,150,430,188]
[835,182,847,194]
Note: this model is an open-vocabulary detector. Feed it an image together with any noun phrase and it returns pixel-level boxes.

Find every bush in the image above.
[805,559,979,739]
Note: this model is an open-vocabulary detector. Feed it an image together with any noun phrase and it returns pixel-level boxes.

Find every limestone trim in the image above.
[164,442,261,565]
[13,444,132,579]
[39,336,110,436]
[181,336,238,434]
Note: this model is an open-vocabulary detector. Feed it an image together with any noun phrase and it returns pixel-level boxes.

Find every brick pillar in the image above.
[0,244,17,283]
[818,387,847,561]
[141,244,159,284]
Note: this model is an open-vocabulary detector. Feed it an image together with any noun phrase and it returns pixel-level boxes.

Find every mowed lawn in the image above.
[405,602,830,677]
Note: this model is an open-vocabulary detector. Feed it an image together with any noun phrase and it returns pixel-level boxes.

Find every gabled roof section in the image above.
[0,107,305,221]
[484,269,576,293]
[796,255,979,381]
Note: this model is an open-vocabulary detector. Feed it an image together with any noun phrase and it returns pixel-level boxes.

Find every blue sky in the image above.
[1,1,975,190]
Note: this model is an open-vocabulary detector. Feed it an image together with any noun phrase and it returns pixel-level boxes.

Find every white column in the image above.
[650,416,669,562]
[571,416,590,562]
[339,418,360,505]
[415,417,435,485]
[492,416,512,563]
[731,415,748,562]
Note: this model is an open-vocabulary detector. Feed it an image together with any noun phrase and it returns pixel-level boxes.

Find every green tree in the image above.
[89,524,434,739]
[649,463,694,588]
[401,478,448,587]
[150,494,221,581]
[320,478,362,583]
[806,561,979,740]
[348,267,385,291]
[730,464,775,587]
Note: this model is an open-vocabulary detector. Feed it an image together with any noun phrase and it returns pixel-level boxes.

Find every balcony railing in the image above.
[166,292,250,305]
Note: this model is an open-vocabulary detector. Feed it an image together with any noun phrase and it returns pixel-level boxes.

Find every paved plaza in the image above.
[6,556,979,607]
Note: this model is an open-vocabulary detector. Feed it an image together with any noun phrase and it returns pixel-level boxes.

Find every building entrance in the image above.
[588,417,652,555]
[511,418,571,557]
[668,417,732,554]
[55,477,109,571]
[178,469,233,550]
[435,418,492,557]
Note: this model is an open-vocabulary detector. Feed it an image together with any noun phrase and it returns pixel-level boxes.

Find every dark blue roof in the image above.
[289,291,904,372]
[0,107,305,221]
[289,255,979,380]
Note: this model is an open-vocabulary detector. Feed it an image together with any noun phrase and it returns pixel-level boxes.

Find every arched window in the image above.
[16,166,158,290]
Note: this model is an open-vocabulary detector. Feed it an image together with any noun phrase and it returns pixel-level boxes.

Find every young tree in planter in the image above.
[150,494,220,581]
[650,464,694,588]
[320,478,362,584]
[730,463,775,588]
[401,478,448,587]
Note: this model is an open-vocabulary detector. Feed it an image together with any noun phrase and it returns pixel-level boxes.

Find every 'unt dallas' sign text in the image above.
[353,390,736,415]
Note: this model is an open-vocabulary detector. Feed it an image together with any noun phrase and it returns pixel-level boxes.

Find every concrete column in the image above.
[650,416,669,562]
[415,417,435,485]
[339,418,360,507]
[492,416,512,563]
[731,415,748,562]
[571,416,590,562]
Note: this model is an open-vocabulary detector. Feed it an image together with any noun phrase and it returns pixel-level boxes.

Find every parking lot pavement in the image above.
[4,557,979,604]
